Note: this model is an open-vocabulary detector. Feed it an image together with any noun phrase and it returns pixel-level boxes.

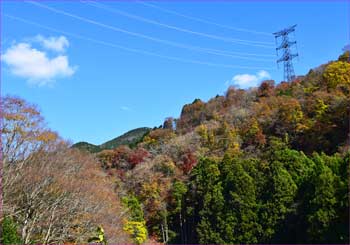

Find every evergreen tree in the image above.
[1,217,22,244]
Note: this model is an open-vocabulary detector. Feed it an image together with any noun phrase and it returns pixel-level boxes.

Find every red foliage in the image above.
[182,151,197,174]
[127,148,150,167]
[98,146,150,170]
[258,80,275,97]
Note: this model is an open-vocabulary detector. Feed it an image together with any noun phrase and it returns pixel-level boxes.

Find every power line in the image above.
[80,3,275,63]
[26,1,274,49]
[137,1,272,37]
[198,46,275,58]
[4,14,275,71]
[83,1,275,58]
[25,1,275,63]
[83,0,274,46]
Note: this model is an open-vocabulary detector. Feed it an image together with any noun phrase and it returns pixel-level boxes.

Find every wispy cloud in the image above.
[120,106,131,111]
[231,70,271,89]
[2,37,76,86]
[34,35,69,52]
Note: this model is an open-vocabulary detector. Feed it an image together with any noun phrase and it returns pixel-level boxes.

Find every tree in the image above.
[181,150,197,174]
[163,117,175,130]
[122,195,145,222]
[242,118,266,147]
[2,96,128,244]
[338,51,350,63]
[122,195,148,244]
[261,167,297,240]
[177,99,206,132]
[304,154,341,242]
[1,217,23,244]
[168,181,188,243]
[257,80,275,97]
[128,148,150,168]
[323,61,350,92]
[219,156,260,244]
[123,221,147,244]
[88,226,107,244]
[189,158,224,244]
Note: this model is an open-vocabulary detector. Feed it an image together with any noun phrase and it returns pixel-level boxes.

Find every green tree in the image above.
[304,153,343,242]
[122,195,144,222]
[1,217,22,244]
[220,156,260,243]
[259,160,297,242]
[189,158,225,244]
[169,181,188,243]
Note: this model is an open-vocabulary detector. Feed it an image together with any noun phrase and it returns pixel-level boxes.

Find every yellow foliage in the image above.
[140,182,160,200]
[315,99,329,119]
[196,124,215,148]
[88,226,107,244]
[249,119,260,135]
[196,124,208,140]
[323,61,350,89]
[207,130,215,147]
[279,99,304,125]
[225,142,240,156]
[3,113,26,121]
[197,125,205,134]
[123,221,147,244]
[36,131,58,143]
[142,135,157,145]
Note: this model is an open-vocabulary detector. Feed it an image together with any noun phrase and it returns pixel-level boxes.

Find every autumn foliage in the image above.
[2,53,349,244]
[1,96,130,244]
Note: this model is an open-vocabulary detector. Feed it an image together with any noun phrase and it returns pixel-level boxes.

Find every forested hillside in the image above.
[1,52,349,244]
[72,127,151,153]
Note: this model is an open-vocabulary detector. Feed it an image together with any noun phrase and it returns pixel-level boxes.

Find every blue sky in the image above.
[2,0,349,144]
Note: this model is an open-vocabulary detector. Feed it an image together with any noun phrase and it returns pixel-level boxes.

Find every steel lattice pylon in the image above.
[273,25,298,82]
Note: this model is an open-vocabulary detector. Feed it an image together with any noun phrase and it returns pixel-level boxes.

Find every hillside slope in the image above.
[72,127,151,153]
[101,127,151,150]
[93,52,350,244]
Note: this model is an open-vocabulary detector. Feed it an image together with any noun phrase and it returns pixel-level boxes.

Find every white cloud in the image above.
[257,70,270,79]
[35,35,69,52]
[2,42,76,86]
[120,106,131,111]
[231,70,271,88]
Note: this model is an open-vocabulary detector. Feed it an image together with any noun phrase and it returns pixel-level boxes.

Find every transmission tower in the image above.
[273,25,298,82]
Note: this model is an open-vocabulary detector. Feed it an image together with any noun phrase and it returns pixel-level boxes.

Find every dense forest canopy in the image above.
[1,52,349,244]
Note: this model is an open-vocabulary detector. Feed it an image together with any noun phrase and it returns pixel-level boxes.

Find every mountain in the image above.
[71,141,101,153]
[72,127,151,153]
[100,127,151,149]
[92,52,350,244]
